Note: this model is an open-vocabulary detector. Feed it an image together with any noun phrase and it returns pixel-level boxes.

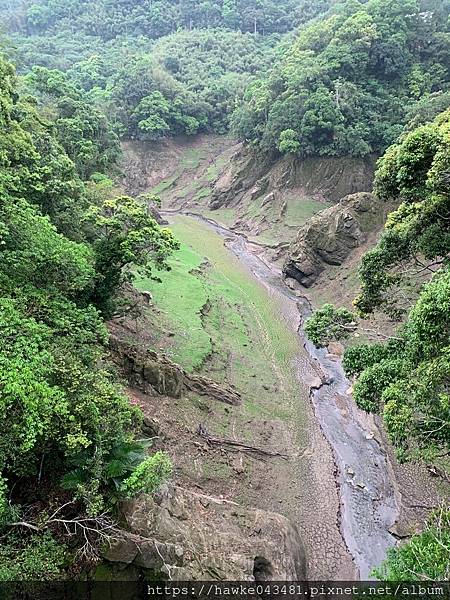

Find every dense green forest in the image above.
[0,0,449,584]
[232,0,450,157]
[0,52,177,579]
[0,0,334,138]
[1,0,333,37]
[2,0,449,155]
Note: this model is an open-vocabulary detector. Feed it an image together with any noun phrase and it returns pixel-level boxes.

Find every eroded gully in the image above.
[163,210,401,580]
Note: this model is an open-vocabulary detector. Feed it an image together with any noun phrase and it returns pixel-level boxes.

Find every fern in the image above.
[60,469,87,490]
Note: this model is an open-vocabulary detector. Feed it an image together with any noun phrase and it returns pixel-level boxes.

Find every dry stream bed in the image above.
[146,213,400,579]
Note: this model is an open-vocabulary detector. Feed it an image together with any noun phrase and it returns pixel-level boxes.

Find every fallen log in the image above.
[196,424,289,460]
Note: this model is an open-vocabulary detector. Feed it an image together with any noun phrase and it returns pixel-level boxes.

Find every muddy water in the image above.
[167,211,399,580]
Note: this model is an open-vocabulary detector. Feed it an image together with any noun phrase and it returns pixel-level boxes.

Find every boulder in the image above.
[104,485,307,581]
[283,192,386,287]
[109,335,241,405]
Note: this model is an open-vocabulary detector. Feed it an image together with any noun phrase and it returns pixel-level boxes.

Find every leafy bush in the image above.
[305,304,356,347]
[342,343,392,377]
[121,451,173,498]
[352,359,405,413]
[0,533,67,581]
[373,508,450,580]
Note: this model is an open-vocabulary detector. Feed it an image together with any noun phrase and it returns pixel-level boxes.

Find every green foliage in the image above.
[1,0,333,40]
[306,109,450,466]
[121,451,173,498]
[373,508,450,580]
[0,533,67,581]
[352,358,405,413]
[278,129,301,154]
[84,196,180,315]
[232,0,450,157]
[358,109,450,316]
[342,342,394,377]
[0,51,179,575]
[0,197,95,295]
[0,1,333,140]
[304,303,356,347]
[24,66,121,178]
[62,441,171,505]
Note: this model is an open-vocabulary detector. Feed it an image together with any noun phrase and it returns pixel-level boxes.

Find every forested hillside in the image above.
[306,107,450,580]
[4,0,448,155]
[0,53,177,579]
[232,0,450,157]
[1,0,332,37]
[0,0,449,585]
[0,0,335,139]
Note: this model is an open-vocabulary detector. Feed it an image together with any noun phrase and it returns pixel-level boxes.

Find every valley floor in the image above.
[120,135,446,580]
[134,214,356,578]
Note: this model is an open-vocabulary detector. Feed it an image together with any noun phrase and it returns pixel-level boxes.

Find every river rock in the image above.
[328,342,345,357]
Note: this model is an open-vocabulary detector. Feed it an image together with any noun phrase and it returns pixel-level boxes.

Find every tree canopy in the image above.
[232,0,450,158]
[306,107,450,469]
[0,0,335,140]
[0,52,177,577]
[1,0,334,39]
[306,105,450,581]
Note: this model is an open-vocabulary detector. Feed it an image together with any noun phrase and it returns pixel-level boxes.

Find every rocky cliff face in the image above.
[104,484,307,580]
[283,192,388,287]
[211,146,376,209]
[208,146,377,250]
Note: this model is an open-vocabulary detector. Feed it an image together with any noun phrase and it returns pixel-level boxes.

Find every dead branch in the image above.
[196,424,289,460]
[11,509,123,561]
[426,465,450,484]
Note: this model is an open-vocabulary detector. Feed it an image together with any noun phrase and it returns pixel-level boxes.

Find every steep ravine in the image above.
[163,211,400,579]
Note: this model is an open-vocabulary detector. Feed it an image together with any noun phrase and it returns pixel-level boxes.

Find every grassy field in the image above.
[134,215,304,422]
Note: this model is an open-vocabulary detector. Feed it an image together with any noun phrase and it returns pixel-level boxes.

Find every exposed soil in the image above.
[118,135,447,581]
[113,218,357,579]
[165,212,447,579]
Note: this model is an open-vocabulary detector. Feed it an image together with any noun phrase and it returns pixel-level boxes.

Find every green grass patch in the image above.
[137,216,305,423]
[180,148,205,170]
[206,208,236,226]
[151,171,181,195]
[205,156,227,182]
[193,187,211,202]
[286,197,331,226]
[134,240,212,371]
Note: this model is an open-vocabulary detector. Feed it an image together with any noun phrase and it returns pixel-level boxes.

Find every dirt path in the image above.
[163,211,401,580]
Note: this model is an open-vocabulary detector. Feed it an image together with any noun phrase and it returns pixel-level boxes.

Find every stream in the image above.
[163,210,400,580]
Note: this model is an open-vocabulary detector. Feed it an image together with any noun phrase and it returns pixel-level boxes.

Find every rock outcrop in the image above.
[103,484,307,580]
[109,336,241,405]
[283,192,387,287]
[211,147,376,210]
